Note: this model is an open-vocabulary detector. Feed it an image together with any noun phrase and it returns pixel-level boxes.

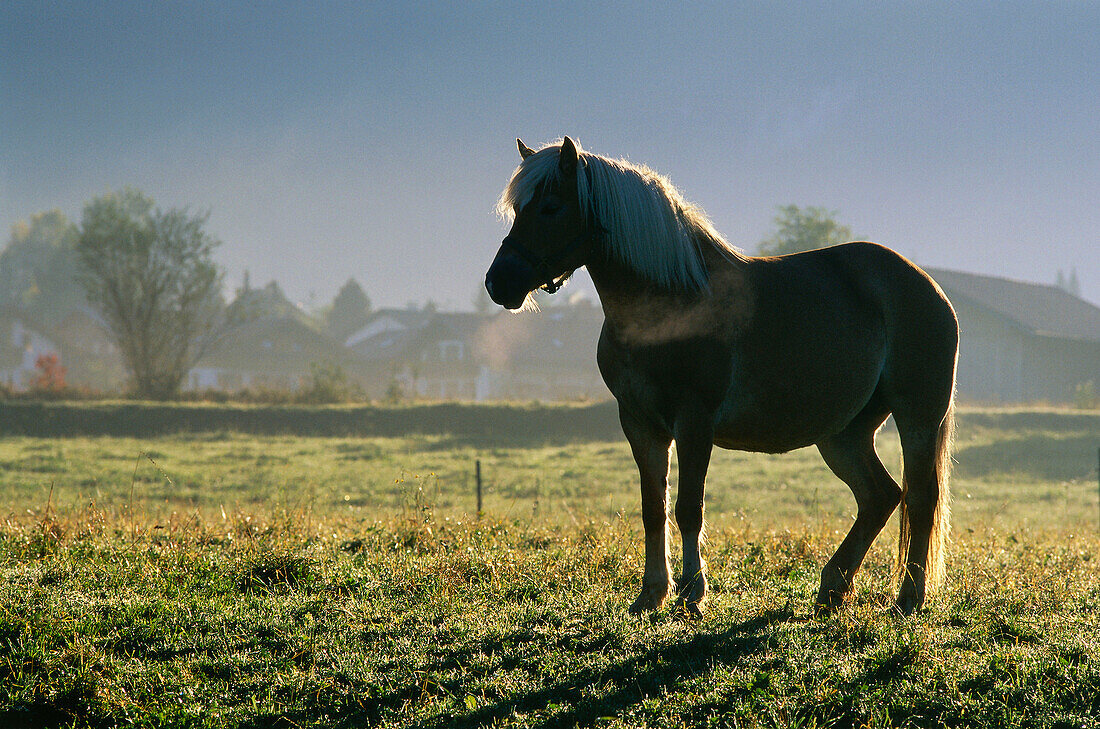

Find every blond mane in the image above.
[497,140,743,291]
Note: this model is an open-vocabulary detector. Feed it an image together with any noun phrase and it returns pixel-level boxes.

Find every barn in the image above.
[925,268,1100,404]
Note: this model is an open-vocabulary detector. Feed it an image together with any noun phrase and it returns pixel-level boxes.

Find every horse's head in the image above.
[485,136,592,310]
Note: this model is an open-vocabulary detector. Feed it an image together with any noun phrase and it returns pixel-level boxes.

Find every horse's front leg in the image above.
[621,411,674,613]
[673,414,714,617]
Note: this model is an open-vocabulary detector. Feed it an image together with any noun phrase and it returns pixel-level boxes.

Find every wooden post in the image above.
[476,459,483,517]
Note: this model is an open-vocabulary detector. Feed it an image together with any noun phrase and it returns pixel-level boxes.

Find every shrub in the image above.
[1074,380,1098,409]
[384,378,405,404]
[296,361,364,404]
[30,353,67,394]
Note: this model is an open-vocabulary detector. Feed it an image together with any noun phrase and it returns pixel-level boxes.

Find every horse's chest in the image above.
[597,332,732,430]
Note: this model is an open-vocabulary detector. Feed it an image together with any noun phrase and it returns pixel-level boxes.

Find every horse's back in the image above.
[710,245,892,449]
[713,242,956,450]
[817,242,956,323]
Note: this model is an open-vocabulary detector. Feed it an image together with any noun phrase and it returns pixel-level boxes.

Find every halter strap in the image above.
[500,229,595,294]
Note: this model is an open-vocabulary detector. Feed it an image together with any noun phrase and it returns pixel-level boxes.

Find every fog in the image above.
[3,2,1098,309]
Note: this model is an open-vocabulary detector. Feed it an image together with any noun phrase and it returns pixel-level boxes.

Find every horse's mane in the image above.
[497,140,744,291]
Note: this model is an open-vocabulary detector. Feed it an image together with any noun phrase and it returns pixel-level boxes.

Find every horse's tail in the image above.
[895,398,955,594]
[925,401,954,591]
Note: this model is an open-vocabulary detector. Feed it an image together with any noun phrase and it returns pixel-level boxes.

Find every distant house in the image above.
[187,316,363,391]
[348,310,487,399]
[926,268,1100,404]
[346,304,608,401]
[53,307,125,390]
[473,304,607,401]
[0,307,60,390]
[345,308,435,352]
[54,307,116,358]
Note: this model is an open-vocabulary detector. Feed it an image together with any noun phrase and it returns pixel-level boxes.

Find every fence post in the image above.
[476,459,483,517]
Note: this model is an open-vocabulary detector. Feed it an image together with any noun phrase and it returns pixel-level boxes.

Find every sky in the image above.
[2,1,1098,310]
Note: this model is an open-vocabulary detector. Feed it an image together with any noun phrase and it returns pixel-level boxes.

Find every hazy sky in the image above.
[3,2,1098,309]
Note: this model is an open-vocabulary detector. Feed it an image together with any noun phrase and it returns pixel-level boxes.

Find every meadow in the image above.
[1,404,1098,727]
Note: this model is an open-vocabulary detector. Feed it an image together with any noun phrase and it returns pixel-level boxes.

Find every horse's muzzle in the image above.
[485,246,535,309]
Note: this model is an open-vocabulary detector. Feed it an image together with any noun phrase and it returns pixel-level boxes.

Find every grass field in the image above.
[1,405,1098,727]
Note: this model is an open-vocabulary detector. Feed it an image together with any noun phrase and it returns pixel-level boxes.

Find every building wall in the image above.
[952,296,1100,404]
[952,298,1025,403]
[1,318,60,390]
[1021,335,1100,403]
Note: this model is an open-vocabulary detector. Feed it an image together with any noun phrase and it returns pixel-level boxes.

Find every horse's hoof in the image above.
[814,587,848,615]
[894,583,924,616]
[673,598,704,620]
[892,596,922,616]
[629,584,669,614]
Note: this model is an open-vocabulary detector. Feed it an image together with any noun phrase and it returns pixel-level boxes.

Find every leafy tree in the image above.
[75,188,227,400]
[297,360,363,404]
[758,205,853,256]
[0,210,84,325]
[325,278,371,340]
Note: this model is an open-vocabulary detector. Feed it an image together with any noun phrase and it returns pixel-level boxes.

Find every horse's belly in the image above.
[711,422,819,454]
[711,405,860,453]
[711,357,884,453]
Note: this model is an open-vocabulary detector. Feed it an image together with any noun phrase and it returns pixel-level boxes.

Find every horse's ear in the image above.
[517,138,535,160]
[558,136,578,177]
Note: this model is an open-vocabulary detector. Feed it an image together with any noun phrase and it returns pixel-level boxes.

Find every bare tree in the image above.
[76,188,226,399]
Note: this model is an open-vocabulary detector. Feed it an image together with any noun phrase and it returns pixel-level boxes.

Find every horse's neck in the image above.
[586,255,658,326]
[587,242,751,343]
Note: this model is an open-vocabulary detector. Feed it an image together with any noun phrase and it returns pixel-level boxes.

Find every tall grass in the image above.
[1,504,1097,728]
[0,405,1097,727]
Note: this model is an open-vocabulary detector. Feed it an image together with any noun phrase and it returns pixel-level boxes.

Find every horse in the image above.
[484,137,958,616]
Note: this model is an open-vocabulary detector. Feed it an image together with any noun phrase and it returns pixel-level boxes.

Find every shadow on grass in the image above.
[954,434,1099,481]
[345,607,794,729]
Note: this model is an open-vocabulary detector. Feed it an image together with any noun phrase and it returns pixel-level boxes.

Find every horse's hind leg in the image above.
[815,409,901,612]
[894,406,954,615]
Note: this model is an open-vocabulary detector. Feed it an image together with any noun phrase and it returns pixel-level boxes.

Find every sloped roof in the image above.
[198,316,360,375]
[346,306,607,369]
[925,268,1100,343]
[352,311,496,362]
[345,308,436,349]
